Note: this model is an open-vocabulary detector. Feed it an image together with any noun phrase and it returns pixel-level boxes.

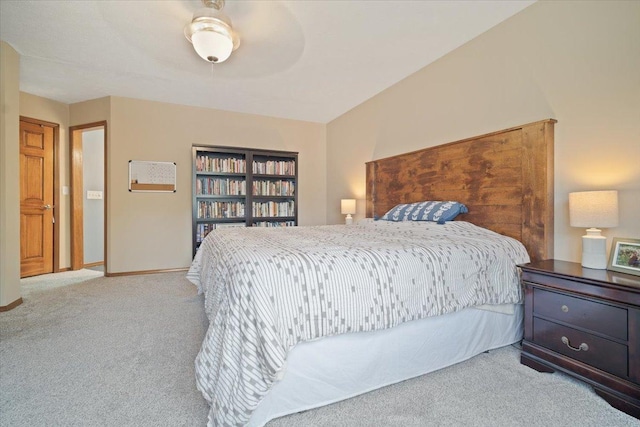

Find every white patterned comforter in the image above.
[187,220,530,426]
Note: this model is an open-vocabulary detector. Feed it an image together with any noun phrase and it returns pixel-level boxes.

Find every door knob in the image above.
[42,204,52,210]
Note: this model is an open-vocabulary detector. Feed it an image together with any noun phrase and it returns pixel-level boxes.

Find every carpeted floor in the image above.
[1,271,637,427]
[19,268,104,296]
[2,271,209,426]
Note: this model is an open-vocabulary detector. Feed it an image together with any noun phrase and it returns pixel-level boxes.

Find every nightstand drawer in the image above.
[533,288,627,340]
[533,317,628,378]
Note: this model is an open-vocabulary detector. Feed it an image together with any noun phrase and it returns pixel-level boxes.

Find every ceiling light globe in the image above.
[191,30,234,63]
[184,4,239,64]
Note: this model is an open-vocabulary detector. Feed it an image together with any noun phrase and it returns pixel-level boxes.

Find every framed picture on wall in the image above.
[608,237,640,277]
[128,160,176,192]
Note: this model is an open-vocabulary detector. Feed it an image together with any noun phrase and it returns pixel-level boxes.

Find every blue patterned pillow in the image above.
[380,201,468,224]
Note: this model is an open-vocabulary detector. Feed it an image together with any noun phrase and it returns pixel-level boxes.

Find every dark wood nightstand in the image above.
[519,259,640,419]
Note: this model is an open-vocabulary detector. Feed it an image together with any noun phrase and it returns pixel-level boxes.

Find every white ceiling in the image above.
[0,0,534,123]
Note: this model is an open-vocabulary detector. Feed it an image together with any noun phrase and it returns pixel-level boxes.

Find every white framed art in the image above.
[128,160,176,192]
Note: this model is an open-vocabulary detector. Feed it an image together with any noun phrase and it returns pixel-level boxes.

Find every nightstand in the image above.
[519,260,640,419]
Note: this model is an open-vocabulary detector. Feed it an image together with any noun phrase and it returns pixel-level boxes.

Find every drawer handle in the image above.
[561,336,589,352]
[561,305,569,313]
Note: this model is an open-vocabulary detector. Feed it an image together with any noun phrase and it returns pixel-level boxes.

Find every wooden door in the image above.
[20,120,54,277]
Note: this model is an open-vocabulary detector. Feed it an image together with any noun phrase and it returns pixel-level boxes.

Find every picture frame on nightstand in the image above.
[608,237,640,277]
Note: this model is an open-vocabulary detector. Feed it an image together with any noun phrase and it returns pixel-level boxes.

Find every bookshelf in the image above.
[192,146,298,255]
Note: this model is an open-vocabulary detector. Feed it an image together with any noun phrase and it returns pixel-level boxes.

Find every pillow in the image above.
[380,201,468,224]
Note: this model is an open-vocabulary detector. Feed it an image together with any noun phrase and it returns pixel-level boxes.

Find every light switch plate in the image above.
[87,190,103,200]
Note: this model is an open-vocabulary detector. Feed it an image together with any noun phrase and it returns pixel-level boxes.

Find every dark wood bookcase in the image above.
[192,145,298,256]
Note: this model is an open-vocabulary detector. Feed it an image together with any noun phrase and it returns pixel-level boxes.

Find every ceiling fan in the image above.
[95,0,304,78]
[184,0,240,64]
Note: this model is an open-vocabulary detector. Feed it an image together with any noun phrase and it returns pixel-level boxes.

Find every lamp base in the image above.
[345,214,353,226]
[581,228,607,269]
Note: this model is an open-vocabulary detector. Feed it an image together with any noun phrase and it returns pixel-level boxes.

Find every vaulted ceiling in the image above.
[0,0,534,123]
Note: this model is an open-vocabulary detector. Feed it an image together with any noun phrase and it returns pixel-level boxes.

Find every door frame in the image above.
[69,121,108,273]
[19,116,60,274]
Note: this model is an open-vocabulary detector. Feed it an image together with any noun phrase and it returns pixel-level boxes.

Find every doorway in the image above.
[19,117,60,278]
[70,121,107,273]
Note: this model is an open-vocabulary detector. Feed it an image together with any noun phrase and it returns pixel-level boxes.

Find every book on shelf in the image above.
[252,180,294,196]
[195,222,215,243]
[252,159,296,175]
[196,222,246,243]
[252,200,295,217]
[196,177,246,196]
[196,222,245,243]
[197,200,245,219]
[252,221,296,227]
[214,222,246,229]
[196,155,247,173]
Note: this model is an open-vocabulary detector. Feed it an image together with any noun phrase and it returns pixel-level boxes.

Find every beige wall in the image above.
[19,93,71,269]
[69,97,110,127]
[107,97,326,273]
[0,42,21,307]
[326,0,640,263]
[7,93,325,276]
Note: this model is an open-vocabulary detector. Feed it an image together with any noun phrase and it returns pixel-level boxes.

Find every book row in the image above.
[197,201,296,219]
[253,180,295,196]
[195,220,297,244]
[253,221,296,227]
[196,177,246,196]
[252,201,295,218]
[195,155,247,173]
[197,201,245,219]
[195,222,245,243]
[252,160,296,176]
[195,156,295,176]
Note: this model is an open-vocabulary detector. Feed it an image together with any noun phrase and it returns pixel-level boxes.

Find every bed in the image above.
[187,119,556,426]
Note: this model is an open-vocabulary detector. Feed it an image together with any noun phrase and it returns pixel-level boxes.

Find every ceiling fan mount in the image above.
[202,0,224,11]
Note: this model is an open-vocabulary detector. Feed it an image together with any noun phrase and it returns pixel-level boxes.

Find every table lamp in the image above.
[569,190,618,269]
[341,199,356,225]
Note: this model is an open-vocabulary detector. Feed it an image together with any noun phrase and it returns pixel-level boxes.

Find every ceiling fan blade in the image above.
[209,1,305,78]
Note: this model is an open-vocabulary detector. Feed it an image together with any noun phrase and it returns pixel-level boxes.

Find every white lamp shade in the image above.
[569,190,618,228]
[569,190,618,269]
[191,30,234,63]
[341,199,356,215]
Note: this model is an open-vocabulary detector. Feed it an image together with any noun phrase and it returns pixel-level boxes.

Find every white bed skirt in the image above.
[248,304,523,426]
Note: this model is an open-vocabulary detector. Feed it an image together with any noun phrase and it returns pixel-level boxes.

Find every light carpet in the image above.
[1,272,637,427]
[19,268,104,296]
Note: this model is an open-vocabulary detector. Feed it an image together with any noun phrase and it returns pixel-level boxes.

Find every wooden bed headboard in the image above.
[366,119,556,262]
